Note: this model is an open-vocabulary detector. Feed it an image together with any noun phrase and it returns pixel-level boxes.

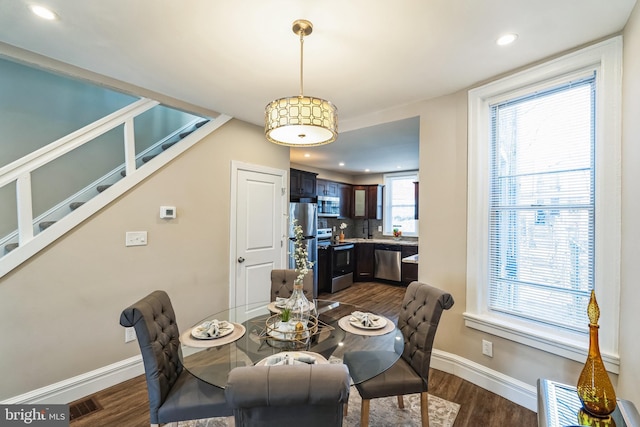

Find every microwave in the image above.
[318,196,340,217]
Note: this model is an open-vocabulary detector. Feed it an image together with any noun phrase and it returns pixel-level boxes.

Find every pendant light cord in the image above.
[299,29,304,98]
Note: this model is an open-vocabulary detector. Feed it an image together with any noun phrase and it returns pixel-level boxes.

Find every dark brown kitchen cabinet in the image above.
[316,179,339,197]
[368,184,383,220]
[290,168,317,200]
[353,184,383,219]
[339,183,353,218]
[401,245,419,285]
[355,242,374,281]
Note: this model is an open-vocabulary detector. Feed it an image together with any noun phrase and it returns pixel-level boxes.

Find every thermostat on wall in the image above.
[160,206,176,219]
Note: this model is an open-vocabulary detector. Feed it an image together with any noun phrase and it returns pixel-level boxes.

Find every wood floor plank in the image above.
[70,281,536,426]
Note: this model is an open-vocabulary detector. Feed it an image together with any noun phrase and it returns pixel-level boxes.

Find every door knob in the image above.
[237,257,245,263]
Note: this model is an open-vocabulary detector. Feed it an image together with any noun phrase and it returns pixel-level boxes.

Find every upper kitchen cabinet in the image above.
[290,168,317,200]
[339,183,353,219]
[316,179,340,197]
[368,184,383,220]
[353,184,383,219]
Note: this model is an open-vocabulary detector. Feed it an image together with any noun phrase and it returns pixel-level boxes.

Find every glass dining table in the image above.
[179,299,403,389]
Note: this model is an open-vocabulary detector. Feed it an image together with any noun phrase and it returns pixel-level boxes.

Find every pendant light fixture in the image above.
[265,19,338,147]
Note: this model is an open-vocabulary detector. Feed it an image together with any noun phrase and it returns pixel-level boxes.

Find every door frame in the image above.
[229,160,288,308]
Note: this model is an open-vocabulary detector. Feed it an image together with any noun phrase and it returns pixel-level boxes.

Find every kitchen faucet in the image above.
[363,219,373,239]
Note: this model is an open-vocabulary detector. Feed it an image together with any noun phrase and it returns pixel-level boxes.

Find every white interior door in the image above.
[230,162,286,318]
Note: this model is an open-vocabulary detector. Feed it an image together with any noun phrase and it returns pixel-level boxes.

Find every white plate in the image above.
[349,316,387,330]
[255,351,328,366]
[191,320,235,340]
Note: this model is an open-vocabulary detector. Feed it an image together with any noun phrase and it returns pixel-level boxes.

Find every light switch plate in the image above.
[125,231,147,247]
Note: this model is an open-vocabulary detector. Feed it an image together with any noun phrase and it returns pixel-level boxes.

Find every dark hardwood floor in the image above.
[69,281,536,426]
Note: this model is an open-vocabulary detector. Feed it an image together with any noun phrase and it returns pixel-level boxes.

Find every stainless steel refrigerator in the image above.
[289,202,318,298]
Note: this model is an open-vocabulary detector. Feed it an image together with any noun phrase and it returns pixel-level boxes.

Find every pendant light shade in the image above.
[265,20,338,147]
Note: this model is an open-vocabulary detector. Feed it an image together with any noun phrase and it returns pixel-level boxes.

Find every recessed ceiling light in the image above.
[364,169,370,172]
[339,162,345,166]
[397,165,402,169]
[30,4,58,20]
[304,153,310,158]
[496,33,518,46]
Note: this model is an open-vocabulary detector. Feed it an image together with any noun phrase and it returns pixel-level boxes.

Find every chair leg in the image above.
[420,392,429,427]
[397,395,405,409]
[360,398,370,427]
[344,401,348,417]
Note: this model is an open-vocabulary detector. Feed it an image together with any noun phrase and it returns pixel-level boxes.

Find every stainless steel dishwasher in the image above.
[374,244,402,282]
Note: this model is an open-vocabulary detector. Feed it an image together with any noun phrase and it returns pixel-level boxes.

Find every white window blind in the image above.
[383,172,418,236]
[488,74,595,333]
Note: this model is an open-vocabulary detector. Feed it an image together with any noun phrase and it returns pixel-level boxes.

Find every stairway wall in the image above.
[0,57,199,237]
[0,118,290,399]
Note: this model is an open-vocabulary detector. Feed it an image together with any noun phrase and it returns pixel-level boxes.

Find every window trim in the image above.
[383,171,419,237]
[465,37,622,372]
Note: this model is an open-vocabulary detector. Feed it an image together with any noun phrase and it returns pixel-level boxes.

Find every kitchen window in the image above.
[465,37,622,371]
[383,171,418,237]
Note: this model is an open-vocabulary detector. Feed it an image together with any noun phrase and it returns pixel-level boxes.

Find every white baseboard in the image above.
[431,349,538,412]
[3,348,538,413]
[1,356,144,405]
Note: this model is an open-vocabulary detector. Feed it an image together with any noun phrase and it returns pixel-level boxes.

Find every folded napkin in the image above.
[194,320,230,338]
[275,297,289,307]
[350,311,380,327]
[264,353,316,366]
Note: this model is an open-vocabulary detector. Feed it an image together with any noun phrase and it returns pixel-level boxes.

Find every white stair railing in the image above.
[0,98,159,249]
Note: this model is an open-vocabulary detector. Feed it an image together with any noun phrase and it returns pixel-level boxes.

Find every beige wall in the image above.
[419,4,640,405]
[0,119,289,399]
[290,162,354,184]
[289,162,385,186]
[2,4,640,406]
[418,89,589,392]
[618,1,640,403]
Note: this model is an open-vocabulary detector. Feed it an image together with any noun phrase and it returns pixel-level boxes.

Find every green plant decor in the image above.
[280,307,291,323]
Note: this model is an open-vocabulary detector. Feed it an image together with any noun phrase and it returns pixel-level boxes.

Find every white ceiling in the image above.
[0,0,636,175]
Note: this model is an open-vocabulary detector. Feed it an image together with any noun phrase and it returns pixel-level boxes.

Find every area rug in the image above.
[179,390,459,427]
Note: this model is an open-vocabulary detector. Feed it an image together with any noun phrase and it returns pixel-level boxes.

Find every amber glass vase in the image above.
[576,290,617,417]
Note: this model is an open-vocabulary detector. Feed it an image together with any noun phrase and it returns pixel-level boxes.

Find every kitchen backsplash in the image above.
[320,218,418,242]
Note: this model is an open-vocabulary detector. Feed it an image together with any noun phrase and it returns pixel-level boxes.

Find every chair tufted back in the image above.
[226,364,350,427]
[397,281,454,385]
[119,290,182,422]
[270,269,313,301]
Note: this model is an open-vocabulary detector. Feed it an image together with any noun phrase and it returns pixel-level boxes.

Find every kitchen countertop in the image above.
[341,238,418,246]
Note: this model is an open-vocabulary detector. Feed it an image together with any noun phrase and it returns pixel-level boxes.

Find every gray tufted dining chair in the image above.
[342,281,454,427]
[119,290,232,427]
[270,268,314,301]
[225,363,351,427]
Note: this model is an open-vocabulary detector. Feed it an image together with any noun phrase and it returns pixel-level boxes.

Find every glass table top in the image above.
[180,299,403,388]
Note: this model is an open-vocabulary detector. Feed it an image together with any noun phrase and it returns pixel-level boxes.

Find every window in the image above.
[383,172,418,237]
[466,37,621,371]
[489,75,595,332]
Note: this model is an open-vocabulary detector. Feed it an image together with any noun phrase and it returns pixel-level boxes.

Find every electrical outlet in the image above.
[125,327,137,343]
[482,339,493,357]
[378,225,382,232]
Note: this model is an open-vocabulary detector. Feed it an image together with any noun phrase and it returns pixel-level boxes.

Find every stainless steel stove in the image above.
[317,228,354,293]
